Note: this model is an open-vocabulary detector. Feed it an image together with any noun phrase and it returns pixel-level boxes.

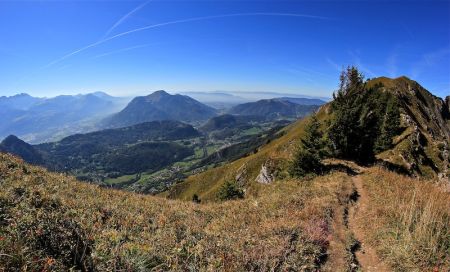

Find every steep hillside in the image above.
[367,77,450,178]
[104,90,217,128]
[228,99,319,120]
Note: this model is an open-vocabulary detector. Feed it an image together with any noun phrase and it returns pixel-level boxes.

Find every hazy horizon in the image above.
[1,89,332,101]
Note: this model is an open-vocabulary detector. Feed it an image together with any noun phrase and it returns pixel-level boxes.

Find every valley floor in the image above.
[0,153,448,271]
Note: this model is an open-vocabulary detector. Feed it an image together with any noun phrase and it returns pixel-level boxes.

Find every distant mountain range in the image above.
[102,90,218,128]
[275,97,327,106]
[179,91,328,109]
[0,90,324,144]
[0,92,129,143]
[179,92,251,109]
[0,93,44,110]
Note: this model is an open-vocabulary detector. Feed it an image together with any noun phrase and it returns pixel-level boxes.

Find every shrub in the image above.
[192,194,201,203]
[217,180,244,200]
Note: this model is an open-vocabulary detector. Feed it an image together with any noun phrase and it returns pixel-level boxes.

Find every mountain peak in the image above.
[2,134,21,144]
[143,90,171,102]
[14,93,32,98]
[91,91,112,98]
[104,92,217,128]
[367,76,414,89]
[149,90,170,96]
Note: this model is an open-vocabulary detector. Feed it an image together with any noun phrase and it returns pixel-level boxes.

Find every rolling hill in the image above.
[199,114,266,132]
[103,90,218,128]
[0,135,44,164]
[0,121,200,182]
[228,99,320,120]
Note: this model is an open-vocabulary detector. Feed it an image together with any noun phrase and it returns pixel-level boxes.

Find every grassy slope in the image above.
[0,152,356,271]
[2,153,448,271]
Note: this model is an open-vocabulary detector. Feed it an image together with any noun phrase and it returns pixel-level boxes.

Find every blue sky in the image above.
[0,1,449,98]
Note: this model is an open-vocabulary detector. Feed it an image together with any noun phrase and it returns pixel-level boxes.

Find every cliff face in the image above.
[368,77,450,179]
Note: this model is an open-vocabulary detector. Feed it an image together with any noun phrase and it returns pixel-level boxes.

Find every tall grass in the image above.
[361,167,449,271]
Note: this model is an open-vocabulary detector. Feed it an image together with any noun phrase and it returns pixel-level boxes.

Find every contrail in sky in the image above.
[101,0,152,39]
[43,12,330,68]
[92,43,157,59]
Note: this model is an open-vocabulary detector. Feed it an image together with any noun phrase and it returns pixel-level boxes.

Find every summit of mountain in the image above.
[103,90,218,128]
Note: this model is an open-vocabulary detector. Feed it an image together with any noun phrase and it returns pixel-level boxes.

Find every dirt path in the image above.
[348,175,391,272]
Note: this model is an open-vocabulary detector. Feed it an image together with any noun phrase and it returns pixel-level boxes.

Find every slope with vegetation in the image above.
[1,142,448,271]
[0,152,358,271]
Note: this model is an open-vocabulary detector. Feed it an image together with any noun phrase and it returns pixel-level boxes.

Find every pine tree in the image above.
[328,66,401,163]
[374,96,400,152]
[329,66,366,160]
[289,115,326,177]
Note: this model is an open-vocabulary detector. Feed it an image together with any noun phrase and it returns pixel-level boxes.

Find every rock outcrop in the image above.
[235,163,248,187]
[255,159,276,184]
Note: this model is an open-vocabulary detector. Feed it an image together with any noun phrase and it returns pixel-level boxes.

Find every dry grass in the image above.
[0,153,355,271]
[359,167,450,271]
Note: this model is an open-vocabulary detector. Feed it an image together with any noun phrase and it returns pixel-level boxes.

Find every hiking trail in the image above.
[348,175,391,272]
